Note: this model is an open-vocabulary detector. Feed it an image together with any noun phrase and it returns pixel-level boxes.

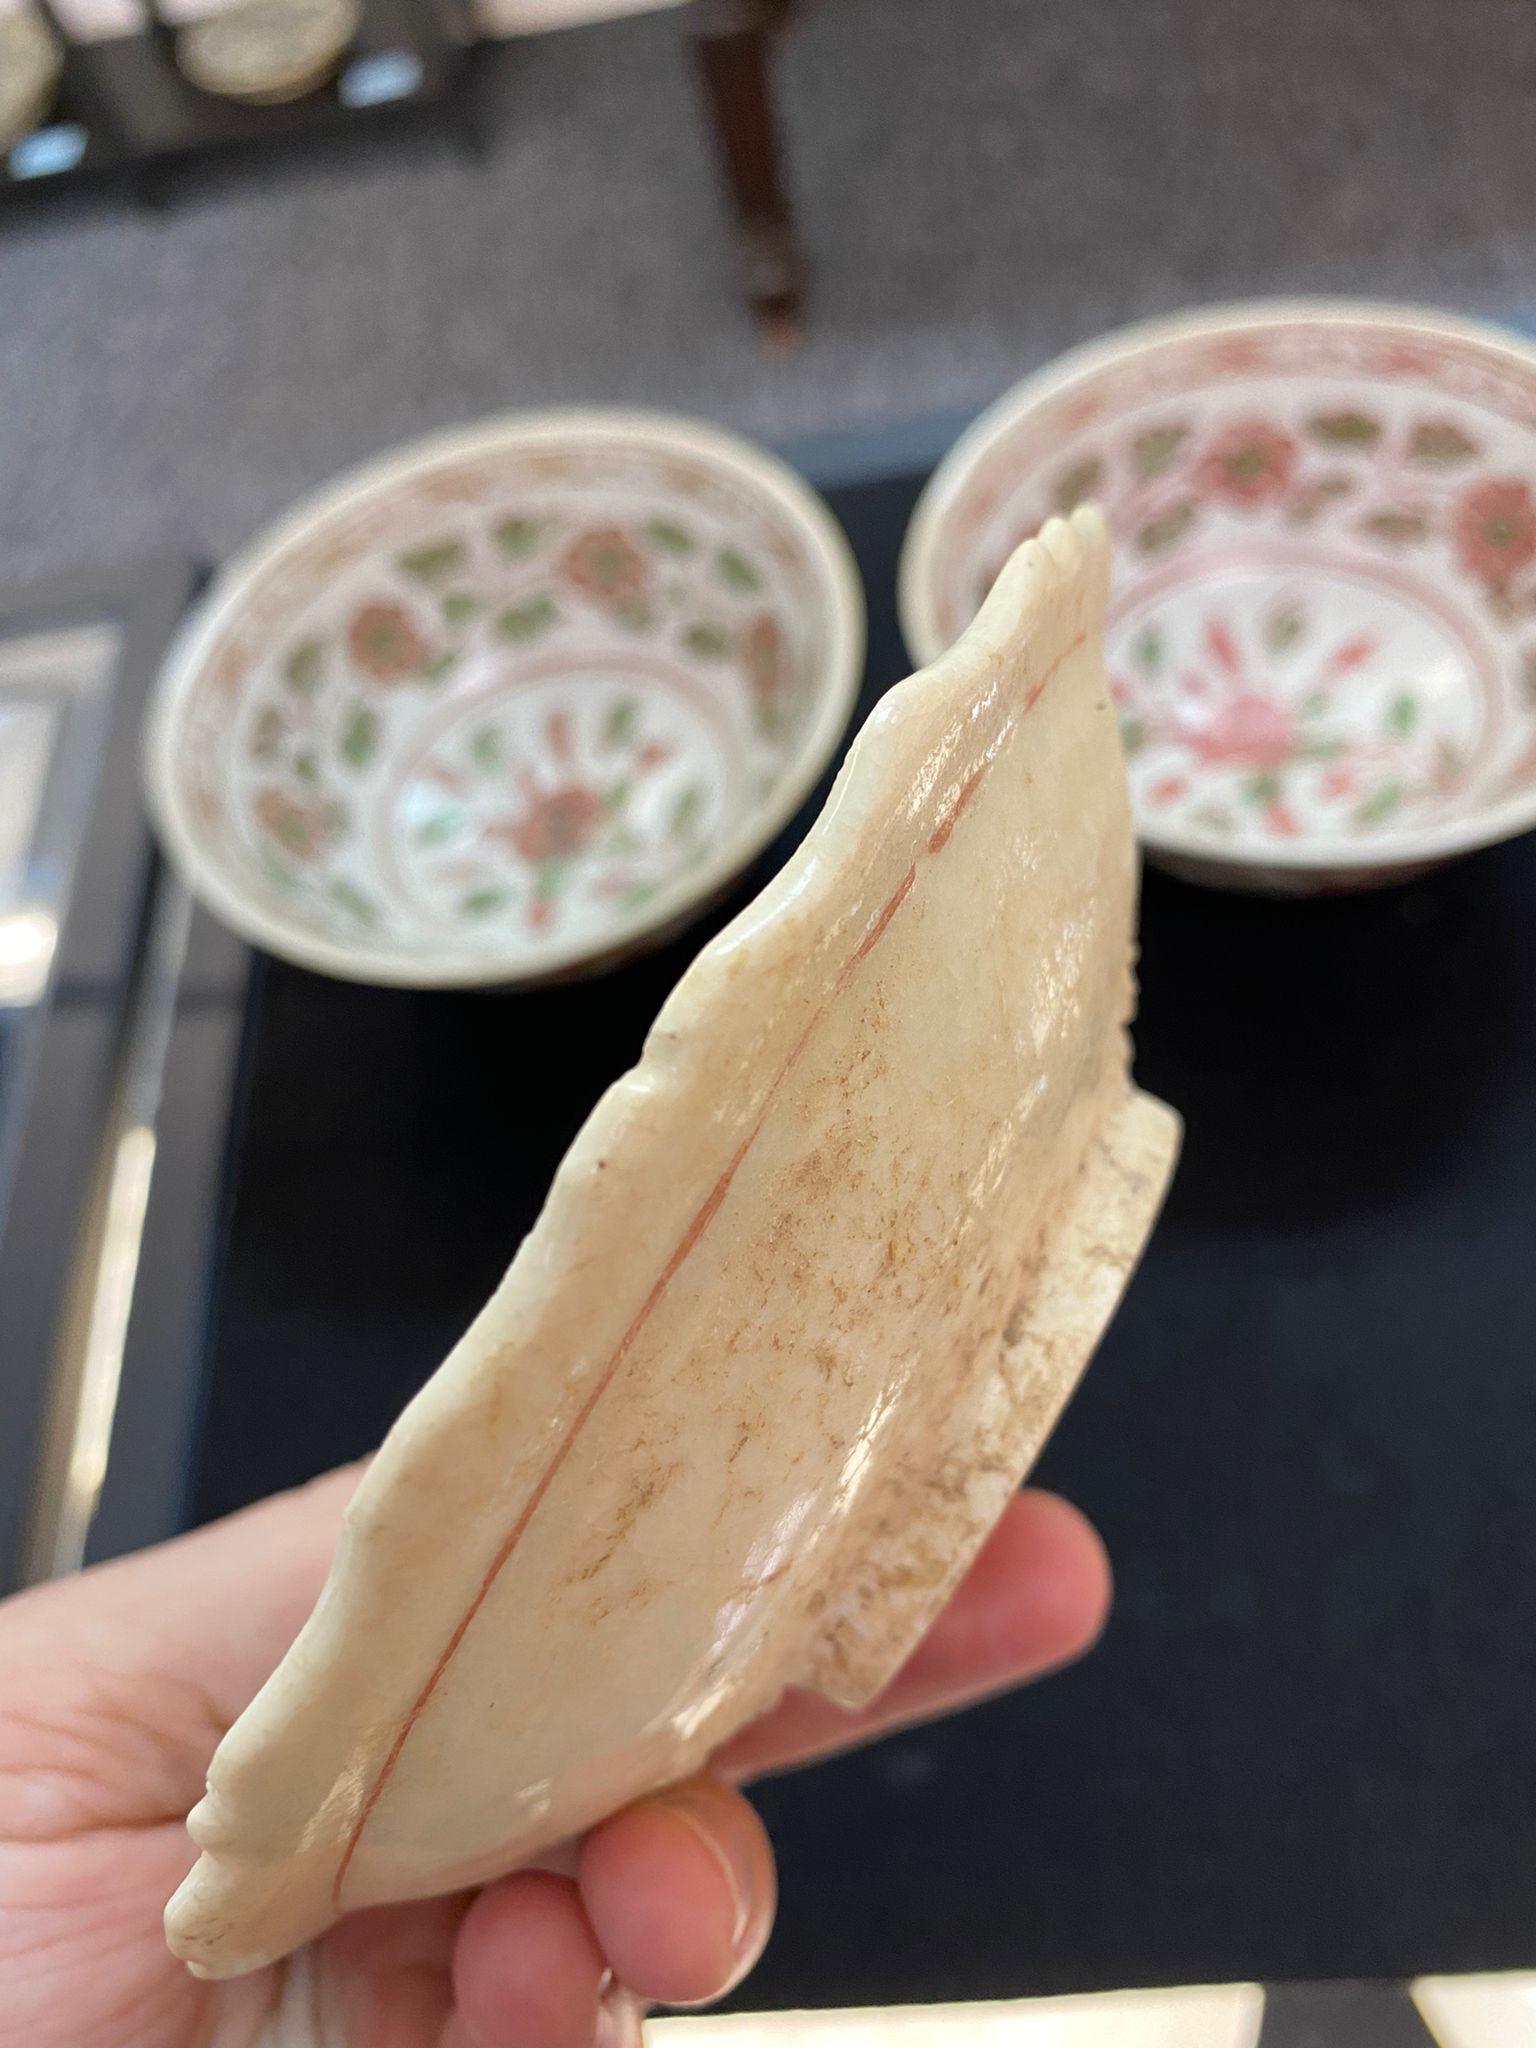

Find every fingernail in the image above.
[596,1983,647,2048]
[644,1780,755,1950]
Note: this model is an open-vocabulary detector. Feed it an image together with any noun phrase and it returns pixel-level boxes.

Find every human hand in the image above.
[0,1467,1110,2048]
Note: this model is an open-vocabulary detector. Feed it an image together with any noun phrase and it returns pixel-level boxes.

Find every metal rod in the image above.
[20,862,192,1583]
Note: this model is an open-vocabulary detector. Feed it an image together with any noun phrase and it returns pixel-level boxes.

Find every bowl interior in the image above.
[154,421,856,981]
[915,310,1536,866]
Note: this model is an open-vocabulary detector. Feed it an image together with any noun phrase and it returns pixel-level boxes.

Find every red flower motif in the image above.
[1061,393,1105,433]
[1321,633,1380,679]
[742,614,790,729]
[1198,421,1298,506]
[254,787,334,861]
[561,526,648,609]
[347,601,428,681]
[1206,337,1269,375]
[1453,479,1536,585]
[545,709,573,762]
[1182,693,1296,770]
[1373,341,1441,379]
[490,783,603,863]
[1203,616,1243,677]
[1148,773,1189,807]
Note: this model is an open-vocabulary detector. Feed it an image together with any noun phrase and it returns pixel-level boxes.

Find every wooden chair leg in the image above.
[690,0,806,350]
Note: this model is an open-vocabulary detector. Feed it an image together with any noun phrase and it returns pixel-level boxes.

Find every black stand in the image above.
[4,0,473,210]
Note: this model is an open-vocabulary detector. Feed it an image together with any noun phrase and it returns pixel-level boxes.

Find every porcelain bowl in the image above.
[146,410,864,984]
[900,301,1536,892]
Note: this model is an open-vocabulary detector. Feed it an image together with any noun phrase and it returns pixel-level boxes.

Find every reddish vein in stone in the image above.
[330,629,1084,1910]
[928,767,987,855]
[848,864,916,968]
[328,1089,782,1911]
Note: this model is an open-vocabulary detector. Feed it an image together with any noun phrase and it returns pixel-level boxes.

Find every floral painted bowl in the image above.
[146,411,864,984]
[900,301,1536,891]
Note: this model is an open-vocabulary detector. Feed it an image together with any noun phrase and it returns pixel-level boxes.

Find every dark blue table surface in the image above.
[190,469,1536,2007]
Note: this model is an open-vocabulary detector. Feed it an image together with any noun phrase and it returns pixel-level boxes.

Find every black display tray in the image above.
[2,0,472,211]
[162,469,1536,2005]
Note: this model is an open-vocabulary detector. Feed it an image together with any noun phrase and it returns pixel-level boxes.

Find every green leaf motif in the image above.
[461,886,510,916]
[329,879,378,924]
[260,853,298,893]
[414,809,461,848]
[1521,647,1536,708]
[1385,693,1418,740]
[1299,687,1331,718]
[621,880,660,912]
[1264,604,1305,656]
[340,704,381,769]
[1188,801,1237,837]
[398,539,466,584]
[1131,425,1188,479]
[1132,626,1164,676]
[1307,409,1381,447]
[1409,420,1478,466]
[470,727,501,773]
[423,651,459,684]
[495,595,557,642]
[1244,772,1283,806]
[1285,475,1354,528]
[683,622,729,660]
[669,783,705,840]
[646,519,694,555]
[603,780,631,816]
[251,705,286,761]
[615,603,653,633]
[1135,503,1197,555]
[602,697,640,751]
[494,517,542,558]
[284,641,324,695]
[293,748,320,787]
[265,811,310,859]
[1362,510,1429,547]
[1053,456,1104,513]
[1118,716,1148,756]
[441,591,480,628]
[717,547,762,593]
[1296,736,1344,761]
[1354,781,1404,826]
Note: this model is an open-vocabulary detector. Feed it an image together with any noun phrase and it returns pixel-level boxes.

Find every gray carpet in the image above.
[7,0,1536,591]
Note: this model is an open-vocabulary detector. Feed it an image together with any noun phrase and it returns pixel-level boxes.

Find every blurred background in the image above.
[3,6,1536,2046]
[10,0,1536,584]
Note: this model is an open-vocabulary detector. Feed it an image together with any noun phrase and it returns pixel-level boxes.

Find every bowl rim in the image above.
[144,405,866,986]
[897,296,1536,873]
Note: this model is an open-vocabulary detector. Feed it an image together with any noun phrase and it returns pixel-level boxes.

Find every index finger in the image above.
[713,1489,1111,1781]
